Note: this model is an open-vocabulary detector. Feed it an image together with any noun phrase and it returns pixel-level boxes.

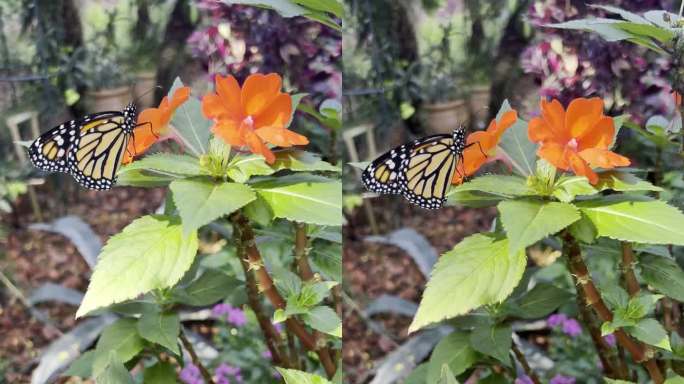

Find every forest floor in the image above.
[342,196,496,384]
[0,182,164,383]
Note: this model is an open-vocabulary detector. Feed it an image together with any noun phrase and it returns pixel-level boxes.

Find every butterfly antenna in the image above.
[132,85,164,105]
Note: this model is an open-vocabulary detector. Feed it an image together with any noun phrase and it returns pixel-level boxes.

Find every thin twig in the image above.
[563,232,664,384]
[511,343,541,384]
[179,331,216,384]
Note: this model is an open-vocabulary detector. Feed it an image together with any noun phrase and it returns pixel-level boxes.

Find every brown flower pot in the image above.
[422,99,468,135]
[85,86,132,113]
[133,70,157,108]
[468,85,491,128]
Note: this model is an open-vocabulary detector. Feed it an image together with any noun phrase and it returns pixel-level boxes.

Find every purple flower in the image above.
[273,322,284,334]
[215,363,243,383]
[603,333,616,347]
[562,318,582,338]
[515,376,534,384]
[227,307,247,327]
[262,350,273,359]
[212,303,232,317]
[547,313,567,327]
[550,374,576,384]
[180,363,204,384]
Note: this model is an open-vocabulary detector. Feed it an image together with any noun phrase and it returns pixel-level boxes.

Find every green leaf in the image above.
[303,305,342,337]
[672,332,684,357]
[76,216,198,317]
[272,150,340,172]
[568,212,597,243]
[95,352,134,384]
[498,200,580,254]
[627,318,671,351]
[639,254,684,301]
[243,195,274,226]
[276,368,332,384]
[143,361,179,384]
[447,175,531,198]
[116,168,174,188]
[137,311,180,355]
[427,332,477,383]
[469,323,512,365]
[170,179,256,235]
[118,153,205,177]
[294,0,343,17]
[577,198,684,245]
[226,154,275,182]
[497,117,537,177]
[404,363,429,384]
[595,171,663,193]
[604,379,636,384]
[503,283,572,319]
[169,78,211,156]
[409,234,526,332]
[173,269,241,306]
[547,18,634,41]
[253,175,342,226]
[447,190,507,207]
[437,364,459,384]
[665,375,684,384]
[552,176,598,202]
[63,350,96,378]
[614,21,674,43]
[93,319,144,375]
[588,4,649,24]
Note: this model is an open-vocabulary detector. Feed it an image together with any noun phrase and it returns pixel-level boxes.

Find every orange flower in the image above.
[202,73,308,163]
[452,110,518,184]
[528,97,630,184]
[123,86,191,164]
[673,90,682,107]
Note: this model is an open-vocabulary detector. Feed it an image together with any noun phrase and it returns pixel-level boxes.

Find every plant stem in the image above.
[511,342,541,384]
[620,242,640,297]
[230,212,337,378]
[294,222,315,281]
[179,330,216,384]
[562,232,664,384]
[237,253,289,367]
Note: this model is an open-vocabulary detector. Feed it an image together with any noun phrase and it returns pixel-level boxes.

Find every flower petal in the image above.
[577,116,614,150]
[490,110,517,141]
[212,119,245,147]
[255,126,309,147]
[567,150,598,184]
[241,73,282,117]
[202,93,228,119]
[122,124,158,164]
[169,86,191,110]
[566,97,604,139]
[537,141,571,170]
[244,130,275,163]
[540,99,569,142]
[253,93,292,129]
[578,148,631,169]
[137,108,162,135]
[215,75,242,119]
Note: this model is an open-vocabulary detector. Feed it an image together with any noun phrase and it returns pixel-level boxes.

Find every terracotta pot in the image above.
[422,99,468,135]
[85,86,132,113]
[468,85,491,128]
[133,70,157,108]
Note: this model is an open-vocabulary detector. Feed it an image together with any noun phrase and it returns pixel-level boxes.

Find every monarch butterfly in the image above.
[362,127,473,209]
[28,102,142,190]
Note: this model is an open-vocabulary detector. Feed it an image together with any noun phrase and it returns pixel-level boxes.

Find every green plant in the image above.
[414,23,462,104]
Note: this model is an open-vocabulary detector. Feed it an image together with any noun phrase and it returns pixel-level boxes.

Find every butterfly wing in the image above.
[68,114,133,190]
[401,135,458,209]
[362,128,467,210]
[361,141,414,195]
[28,119,82,173]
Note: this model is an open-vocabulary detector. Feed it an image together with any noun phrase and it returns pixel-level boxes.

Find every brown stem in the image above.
[238,254,289,367]
[230,212,337,378]
[620,242,640,297]
[294,222,315,281]
[576,281,629,379]
[511,343,541,384]
[563,232,664,384]
[180,331,216,384]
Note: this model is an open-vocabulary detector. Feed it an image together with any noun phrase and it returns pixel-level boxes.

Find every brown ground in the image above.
[342,197,496,384]
[0,181,164,383]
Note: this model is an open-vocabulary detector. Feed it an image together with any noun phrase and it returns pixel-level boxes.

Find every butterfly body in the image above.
[362,127,467,209]
[29,103,138,190]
